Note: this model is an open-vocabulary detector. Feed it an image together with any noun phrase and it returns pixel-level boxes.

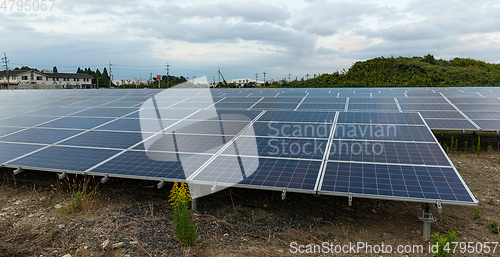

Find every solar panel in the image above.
[0,88,487,207]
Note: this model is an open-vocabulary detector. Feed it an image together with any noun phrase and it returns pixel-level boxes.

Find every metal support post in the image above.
[192,198,197,212]
[418,203,437,239]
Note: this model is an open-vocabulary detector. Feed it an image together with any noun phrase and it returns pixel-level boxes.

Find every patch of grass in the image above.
[472,208,481,219]
[490,221,499,234]
[431,230,460,257]
[41,201,51,208]
[487,145,493,154]
[55,174,100,214]
[488,198,495,205]
[451,213,460,219]
[471,145,476,154]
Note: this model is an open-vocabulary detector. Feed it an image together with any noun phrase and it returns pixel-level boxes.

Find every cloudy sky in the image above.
[1,0,500,81]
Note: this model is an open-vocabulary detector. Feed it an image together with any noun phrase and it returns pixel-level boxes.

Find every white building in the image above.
[0,70,94,89]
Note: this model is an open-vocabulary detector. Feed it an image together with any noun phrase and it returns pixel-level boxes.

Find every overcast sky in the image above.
[1,0,500,81]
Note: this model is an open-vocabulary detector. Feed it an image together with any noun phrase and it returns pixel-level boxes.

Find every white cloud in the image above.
[1,0,500,81]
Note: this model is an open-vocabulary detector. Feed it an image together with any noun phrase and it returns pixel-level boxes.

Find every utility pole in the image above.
[305,73,310,80]
[218,67,221,86]
[150,73,152,85]
[166,63,170,88]
[288,73,291,82]
[2,53,9,89]
[263,71,266,85]
[255,73,258,84]
[109,62,113,87]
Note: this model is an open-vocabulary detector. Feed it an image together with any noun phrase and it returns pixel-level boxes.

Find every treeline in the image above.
[279,55,500,87]
[77,67,112,87]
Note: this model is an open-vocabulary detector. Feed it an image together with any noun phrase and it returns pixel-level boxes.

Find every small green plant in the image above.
[477,135,481,155]
[431,230,460,257]
[42,200,51,208]
[464,141,468,153]
[472,208,481,219]
[487,145,492,154]
[451,213,460,219]
[450,136,454,150]
[455,138,458,151]
[446,146,450,154]
[471,145,475,154]
[169,181,197,246]
[490,221,499,234]
[498,155,500,163]
[488,198,495,205]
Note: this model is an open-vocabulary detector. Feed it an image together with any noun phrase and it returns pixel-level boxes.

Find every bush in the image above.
[431,230,460,257]
[169,181,197,246]
[464,141,468,153]
[491,221,499,234]
[472,208,481,219]
[487,145,492,154]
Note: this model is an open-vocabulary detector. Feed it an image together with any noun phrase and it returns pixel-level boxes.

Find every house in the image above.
[0,70,94,89]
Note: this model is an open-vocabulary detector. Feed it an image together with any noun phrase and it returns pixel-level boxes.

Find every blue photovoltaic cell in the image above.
[348,103,399,111]
[127,109,195,119]
[258,111,337,123]
[223,137,327,160]
[252,102,298,110]
[26,107,87,116]
[298,103,345,110]
[418,111,464,119]
[334,124,435,142]
[396,98,448,104]
[455,104,500,111]
[400,104,456,111]
[337,112,424,125]
[134,133,230,154]
[349,98,396,104]
[97,118,177,133]
[260,97,302,103]
[0,142,45,163]
[220,97,263,103]
[8,146,121,171]
[328,141,449,166]
[302,98,347,104]
[0,126,25,137]
[91,151,213,179]
[472,120,500,130]
[59,131,151,149]
[101,101,143,107]
[463,112,500,119]
[71,108,138,117]
[214,102,255,109]
[0,115,58,127]
[166,119,249,135]
[37,117,114,130]
[69,101,108,107]
[0,128,82,144]
[320,162,474,203]
[424,119,476,130]
[251,122,332,138]
[193,156,321,191]
[186,110,263,121]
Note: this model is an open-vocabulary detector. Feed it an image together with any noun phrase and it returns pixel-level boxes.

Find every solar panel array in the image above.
[1,87,496,206]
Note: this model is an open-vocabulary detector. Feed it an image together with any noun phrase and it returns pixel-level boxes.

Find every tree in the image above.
[53,66,58,73]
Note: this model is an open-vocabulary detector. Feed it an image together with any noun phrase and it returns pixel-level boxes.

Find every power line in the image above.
[2,53,9,88]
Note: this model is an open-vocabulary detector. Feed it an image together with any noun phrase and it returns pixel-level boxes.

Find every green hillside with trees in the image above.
[279,55,500,87]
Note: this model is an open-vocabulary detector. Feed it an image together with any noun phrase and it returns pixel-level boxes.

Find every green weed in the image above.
[431,230,460,257]
[472,208,481,219]
[490,221,499,234]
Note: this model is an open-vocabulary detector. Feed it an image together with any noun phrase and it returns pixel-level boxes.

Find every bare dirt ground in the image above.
[1,132,500,257]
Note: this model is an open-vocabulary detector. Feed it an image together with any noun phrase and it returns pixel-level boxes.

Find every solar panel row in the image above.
[0,87,492,206]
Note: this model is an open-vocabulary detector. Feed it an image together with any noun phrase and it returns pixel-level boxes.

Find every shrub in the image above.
[169,181,197,246]
[487,145,492,154]
[472,208,481,219]
[464,141,468,153]
[491,221,499,234]
[431,230,460,257]
[58,174,100,213]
